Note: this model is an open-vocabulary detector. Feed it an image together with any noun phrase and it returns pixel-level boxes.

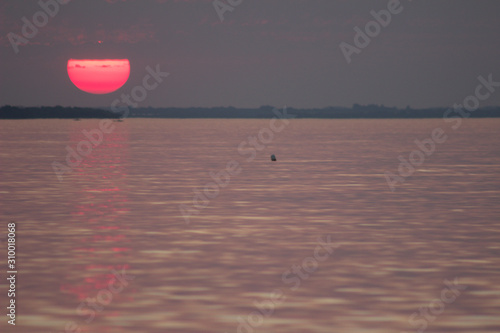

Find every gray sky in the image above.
[1,0,499,108]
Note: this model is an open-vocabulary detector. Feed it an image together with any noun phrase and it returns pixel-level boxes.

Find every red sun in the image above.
[67,59,130,94]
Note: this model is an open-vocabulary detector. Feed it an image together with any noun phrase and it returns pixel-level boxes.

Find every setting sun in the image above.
[67,59,130,94]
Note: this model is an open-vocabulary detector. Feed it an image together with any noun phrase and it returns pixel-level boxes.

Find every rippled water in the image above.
[0,119,499,333]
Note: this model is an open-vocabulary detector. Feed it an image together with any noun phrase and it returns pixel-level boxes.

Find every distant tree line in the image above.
[124,105,500,118]
[0,105,121,119]
[1,104,499,119]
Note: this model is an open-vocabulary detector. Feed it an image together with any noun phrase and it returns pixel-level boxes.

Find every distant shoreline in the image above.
[1,105,499,119]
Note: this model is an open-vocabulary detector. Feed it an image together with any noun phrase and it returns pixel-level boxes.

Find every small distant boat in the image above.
[113,119,124,122]
[271,154,277,162]
[74,118,80,121]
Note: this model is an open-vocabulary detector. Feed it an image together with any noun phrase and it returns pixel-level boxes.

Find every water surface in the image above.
[1,119,499,333]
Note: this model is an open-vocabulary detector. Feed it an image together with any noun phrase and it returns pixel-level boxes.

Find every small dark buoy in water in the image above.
[271,154,277,161]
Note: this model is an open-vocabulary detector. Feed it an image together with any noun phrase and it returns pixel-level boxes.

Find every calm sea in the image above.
[0,119,499,333]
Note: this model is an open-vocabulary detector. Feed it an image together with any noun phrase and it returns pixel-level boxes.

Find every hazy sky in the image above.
[1,0,499,108]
